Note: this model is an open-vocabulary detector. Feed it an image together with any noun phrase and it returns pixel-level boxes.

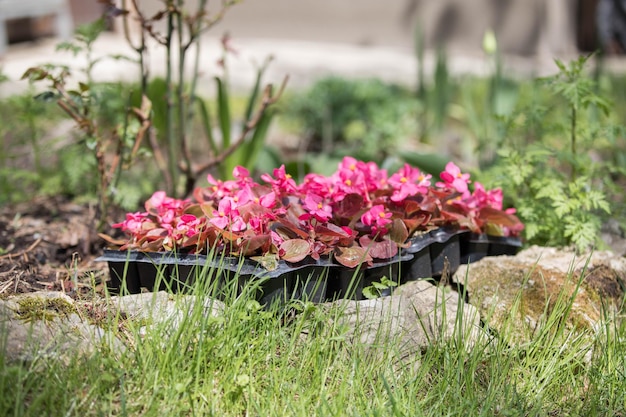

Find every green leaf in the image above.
[196,98,217,156]
[243,62,267,123]
[242,110,273,168]
[226,110,274,175]
[564,217,598,252]
[380,276,398,288]
[215,77,231,149]
[21,67,48,81]
[33,91,58,102]
[362,285,378,299]
[401,151,450,177]
[371,281,388,290]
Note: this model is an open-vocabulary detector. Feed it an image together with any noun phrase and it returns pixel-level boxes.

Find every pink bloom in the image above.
[301,193,333,223]
[261,165,298,195]
[112,211,149,234]
[248,216,264,234]
[144,191,190,228]
[238,186,277,209]
[206,174,240,199]
[230,217,247,232]
[232,166,254,187]
[437,162,471,196]
[146,191,189,213]
[334,169,365,198]
[338,157,387,193]
[361,204,392,236]
[300,173,334,198]
[174,214,203,238]
[209,198,246,231]
[471,182,504,211]
[338,156,360,172]
[388,163,431,202]
[256,191,276,208]
[270,230,285,247]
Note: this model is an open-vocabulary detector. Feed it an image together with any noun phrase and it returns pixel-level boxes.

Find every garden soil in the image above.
[0,197,111,298]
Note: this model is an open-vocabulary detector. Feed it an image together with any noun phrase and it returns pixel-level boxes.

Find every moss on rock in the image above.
[15,293,77,323]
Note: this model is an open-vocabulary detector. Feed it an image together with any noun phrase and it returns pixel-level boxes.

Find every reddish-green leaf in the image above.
[251,254,279,271]
[240,234,271,256]
[98,233,127,246]
[334,246,372,268]
[359,236,398,260]
[478,207,523,228]
[333,193,364,219]
[280,239,311,263]
[388,218,409,245]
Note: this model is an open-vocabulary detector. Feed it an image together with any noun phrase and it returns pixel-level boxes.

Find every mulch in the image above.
[0,196,112,298]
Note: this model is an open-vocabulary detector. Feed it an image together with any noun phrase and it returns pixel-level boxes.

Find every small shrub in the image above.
[480,55,625,251]
[285,77,418,162]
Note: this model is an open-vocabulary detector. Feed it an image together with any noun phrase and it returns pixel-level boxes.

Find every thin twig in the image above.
[0,238,43,260]
[14,271,22,293]
[192,75,289,174]
[0,279,14,295]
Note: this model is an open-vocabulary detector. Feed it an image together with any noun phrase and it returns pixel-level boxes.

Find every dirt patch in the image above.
[583,264,625,304]
[0,197,111,298]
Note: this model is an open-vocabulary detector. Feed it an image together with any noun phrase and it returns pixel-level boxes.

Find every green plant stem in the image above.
[571,106,577,180]
[124,0,172,193]
[165,3,178,195]
[176,4,193,190]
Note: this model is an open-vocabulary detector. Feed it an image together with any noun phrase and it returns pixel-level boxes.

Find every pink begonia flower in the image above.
[471,182,504,211]
[248,216,264,234]
[112,211,149,234]
[232,166,254,187]
[338,157,386,193]
[301,193,333,222]
[388,163,431,202]
[437,162,471,196]
[209,198,246,231]
[270,230,285,247]
[147,191,189,213]
[230,217,247,232]
[361,204,392,236]
[144,191,190,227]
[332,157,371,200]
[363,161,388,192]
[237,187,277,209]
[300,173,334,198]
[256,191,276,208]
[206,174,240,199]
[261,165,298,195]
[174,214,203,238]
[338,156,359,172]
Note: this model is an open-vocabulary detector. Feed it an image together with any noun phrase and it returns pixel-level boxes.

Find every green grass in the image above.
[1,264,625,416]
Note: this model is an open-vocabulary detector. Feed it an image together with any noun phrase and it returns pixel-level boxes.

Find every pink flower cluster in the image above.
[111,157,523,267]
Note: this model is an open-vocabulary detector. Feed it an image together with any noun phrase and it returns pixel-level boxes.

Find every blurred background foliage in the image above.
[1,38,625,250]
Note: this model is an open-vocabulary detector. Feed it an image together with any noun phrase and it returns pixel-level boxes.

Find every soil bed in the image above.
[0,197,110,298]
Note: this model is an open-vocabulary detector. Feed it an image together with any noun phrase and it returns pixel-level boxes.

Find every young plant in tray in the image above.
[104,157,523,271]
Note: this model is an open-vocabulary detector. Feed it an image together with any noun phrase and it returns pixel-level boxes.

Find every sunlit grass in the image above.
[1,259,625,416]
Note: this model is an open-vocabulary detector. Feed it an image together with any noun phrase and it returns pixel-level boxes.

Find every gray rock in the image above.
[105,291,224,338]
[325,280,482,367]
[453,246,626,345]
[0,291,225,364]
[0,291,121,364]
[601,219,626,256]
